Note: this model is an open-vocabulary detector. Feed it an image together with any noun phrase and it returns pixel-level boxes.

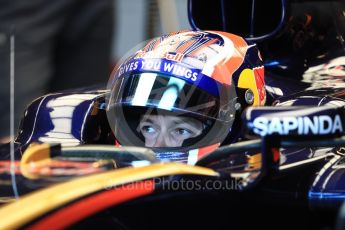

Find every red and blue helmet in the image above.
[107,30,265,164]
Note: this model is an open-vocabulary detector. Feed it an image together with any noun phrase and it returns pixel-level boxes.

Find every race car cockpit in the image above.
[3,1,345,229]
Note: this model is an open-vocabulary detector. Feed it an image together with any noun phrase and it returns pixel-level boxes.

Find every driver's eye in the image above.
[173,128,193,137]
[141,126,157,135]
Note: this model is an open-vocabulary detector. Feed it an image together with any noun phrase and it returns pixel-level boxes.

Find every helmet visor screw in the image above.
[245,89,254,105]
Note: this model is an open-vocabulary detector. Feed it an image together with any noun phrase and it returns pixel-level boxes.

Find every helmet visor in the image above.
[109,72,236,122]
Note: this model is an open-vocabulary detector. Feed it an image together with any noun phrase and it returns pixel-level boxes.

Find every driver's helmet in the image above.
[107,30,265,164]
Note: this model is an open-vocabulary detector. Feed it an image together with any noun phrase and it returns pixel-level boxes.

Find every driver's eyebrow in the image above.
[171,117,201,127]
[140,117,154,124]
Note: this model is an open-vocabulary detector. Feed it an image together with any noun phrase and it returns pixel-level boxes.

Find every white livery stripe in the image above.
[187,149,199,165]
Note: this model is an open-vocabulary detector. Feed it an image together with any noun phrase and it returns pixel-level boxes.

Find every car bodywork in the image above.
[1,77,345,229]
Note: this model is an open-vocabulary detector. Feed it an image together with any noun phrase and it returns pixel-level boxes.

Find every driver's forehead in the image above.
[141,114,202,126]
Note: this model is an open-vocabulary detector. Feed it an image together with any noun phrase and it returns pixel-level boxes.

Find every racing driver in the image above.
[107,30,265,164]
